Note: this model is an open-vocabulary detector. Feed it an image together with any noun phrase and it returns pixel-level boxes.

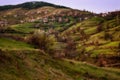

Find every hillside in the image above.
[0,1,120,80]
[0,1,68,11]
[0,49,120,80]
[0,1,93,27]
[60,16,120,67]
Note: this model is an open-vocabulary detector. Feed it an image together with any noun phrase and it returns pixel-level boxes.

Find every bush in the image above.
[104,32,112,41]
[29,30,57,53]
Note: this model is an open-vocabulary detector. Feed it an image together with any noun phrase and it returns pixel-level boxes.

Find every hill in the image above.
[0,1,120,80]
[0,1,93,27]
[0,43,120,80]
[0,1,69,11]
[60,14,120,67]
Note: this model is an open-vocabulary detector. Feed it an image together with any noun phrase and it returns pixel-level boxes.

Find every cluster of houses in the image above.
[22,10,119,24]
[100,11,120,17]
[0,8,93,25]
[25,9,92,23]
[39,16,70,23]
[0,20,8,27]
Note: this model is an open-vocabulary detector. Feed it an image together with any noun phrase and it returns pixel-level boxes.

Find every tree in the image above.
[116,15,120,25]
[65,37,77,58]
[104,32,112,41]
[118,43,120,49]
[29,30,57,53]
[97,24,103,32]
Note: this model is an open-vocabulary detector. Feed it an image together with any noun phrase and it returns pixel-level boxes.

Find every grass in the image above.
[11,23,37,34]
[0,37,35,50]
[85,46,95,51]
[100,41,120,48]
[84,26,97,35]
[0,50,73,80]
[90,32,104,39]
[80,17,104,27]
[113,31,120,41]
[91,49,115,57]
[61,22,82,36]
[0,44,120,80]
[0,10,120,80]
[51,59,120,80]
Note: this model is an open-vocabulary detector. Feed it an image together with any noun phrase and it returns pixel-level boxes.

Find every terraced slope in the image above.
[0,1,120,80]
[60,16,120,67]
[0,49,120,80]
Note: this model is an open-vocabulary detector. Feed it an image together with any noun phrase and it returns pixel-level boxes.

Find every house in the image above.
[79,18,82,21]
[20,20,24,23]
[101,13,108,17]
[43,17,48,23]
[58,17,63,22]
[28,19,36,22]
[14,15,18,18]
[64,18,69,22]
[74,11,79,16]
[84,17,88,20]
[50,16,56,22]
[0,20,8,27]
[48,28,55,34]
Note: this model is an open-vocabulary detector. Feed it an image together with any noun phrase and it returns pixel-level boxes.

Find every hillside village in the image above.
[0,7,93,25]
[0,1,120,80]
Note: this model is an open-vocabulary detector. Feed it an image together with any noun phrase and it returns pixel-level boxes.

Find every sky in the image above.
[0,0,120,13]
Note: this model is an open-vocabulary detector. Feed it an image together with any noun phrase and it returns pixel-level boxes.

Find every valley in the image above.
[0,1,120,80]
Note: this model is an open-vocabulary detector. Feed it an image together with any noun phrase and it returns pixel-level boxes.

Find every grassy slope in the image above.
[0,37,73,80]
[55,59,120,80]
[0,37,119,80]
[61,17,120,57]
[10,23,37,34]
[0,8,120,79]
[0,50,73,80]
[0,49,120,80]
[0,37,34,50]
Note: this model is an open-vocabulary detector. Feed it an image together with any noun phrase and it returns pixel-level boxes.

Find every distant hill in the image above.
[0,1,93,27]
[0,1,69,11]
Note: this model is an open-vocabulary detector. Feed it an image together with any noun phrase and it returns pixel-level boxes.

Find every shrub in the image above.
[97,24,103,32]
[104,32,112,41]
[29,30,57,53]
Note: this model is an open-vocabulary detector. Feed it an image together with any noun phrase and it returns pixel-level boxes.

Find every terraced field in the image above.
[0,1,120,80]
